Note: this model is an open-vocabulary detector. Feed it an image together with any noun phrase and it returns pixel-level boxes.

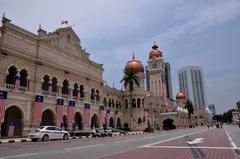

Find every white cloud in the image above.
[150,0,240,46]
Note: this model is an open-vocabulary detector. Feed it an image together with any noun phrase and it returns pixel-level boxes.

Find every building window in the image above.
[62,79,69,95]
[19,69,28,87]
[125,99,128,108]
[42,75,50,91]
[72,83,78,97]
[137,98,141,108]
[79,85,84,98]
[52,77,58,93]
[6,66,18,85]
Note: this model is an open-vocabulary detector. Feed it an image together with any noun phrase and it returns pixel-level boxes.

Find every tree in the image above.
[184,99,194,127]
[120,69,140,130]
[236,101,240,112]
[222,109,236,123]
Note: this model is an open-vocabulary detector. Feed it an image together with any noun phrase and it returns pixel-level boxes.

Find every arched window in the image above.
[42,75,50,91]
[103,97,107,106]
[19,69,28,87]
[52,77,58,93]
[142,99,144,107]
[116,100,119,109]
[132,98,136,108]
[112,99,115,108]
[137,98,141,108]
[62,79,69,95]
[73,83,78,97]
[80,85,84,98]
[108,99,111,107]
[91,88,95,100]
[6,66,18,85]
[125,99,128,108]
[119,101,122,109]
[138,118,142,125]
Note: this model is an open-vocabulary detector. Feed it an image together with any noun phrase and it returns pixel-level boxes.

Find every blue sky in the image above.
[1,0,240,113]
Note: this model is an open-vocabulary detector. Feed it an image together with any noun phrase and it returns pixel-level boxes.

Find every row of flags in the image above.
[1,89,150,136]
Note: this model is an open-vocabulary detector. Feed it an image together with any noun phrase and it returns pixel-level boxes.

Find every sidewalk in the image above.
[0,137,31,144]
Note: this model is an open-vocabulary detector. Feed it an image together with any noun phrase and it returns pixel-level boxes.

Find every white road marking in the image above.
[65,143,105,151]
[0,153,39,159]
[139,129,208,148]
[143,145,240,150]
[114,139,136,143]
[187,138,204,145]
[224,128,238,149]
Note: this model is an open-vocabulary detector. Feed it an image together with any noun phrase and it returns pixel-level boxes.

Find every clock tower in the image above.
[147,42,166,99]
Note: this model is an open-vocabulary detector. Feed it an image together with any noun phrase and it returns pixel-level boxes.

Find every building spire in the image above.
[132,52,135,59]
[152,41,158,50]
[2,12,5,19]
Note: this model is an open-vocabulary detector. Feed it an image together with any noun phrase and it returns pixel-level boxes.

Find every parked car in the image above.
[91,127,112,137]
[28,126,70,141]
[102,127,112,137]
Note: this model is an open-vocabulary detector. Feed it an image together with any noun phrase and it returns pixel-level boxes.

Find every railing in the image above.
[42,90,48,95]
[5,84,27,93]
[5,84,15,90]
[52,92,57,96]
[62,94,69,99]
[19,86,27,92]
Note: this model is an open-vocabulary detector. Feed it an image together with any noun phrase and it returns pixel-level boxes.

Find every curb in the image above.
[0,131,160,144]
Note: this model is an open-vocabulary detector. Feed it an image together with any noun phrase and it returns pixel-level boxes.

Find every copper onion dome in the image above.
[124,54,144,73]
[149,42,162,59]
[176,92,186,99]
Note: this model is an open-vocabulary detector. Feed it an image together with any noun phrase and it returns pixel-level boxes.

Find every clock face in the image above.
[152,62,158,69]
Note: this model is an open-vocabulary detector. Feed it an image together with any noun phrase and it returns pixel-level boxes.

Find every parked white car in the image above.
[28,126,70,141]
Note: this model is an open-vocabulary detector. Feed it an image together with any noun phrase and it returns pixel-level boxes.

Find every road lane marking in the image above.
[139,129,208,148]
[187,138,204,145]
[224,128,238,149]
[0,153,39,159]
[114,139,136,143]
[65,143,105,151]
[142,145,240,150]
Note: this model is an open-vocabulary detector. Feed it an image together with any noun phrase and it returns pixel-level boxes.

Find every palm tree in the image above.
[120,69,140,130]
[185,99,194,127]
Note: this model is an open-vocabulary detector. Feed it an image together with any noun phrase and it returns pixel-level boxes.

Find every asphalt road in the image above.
[0,126,239,159]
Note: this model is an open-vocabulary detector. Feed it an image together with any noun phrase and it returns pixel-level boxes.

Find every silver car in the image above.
[28,126,70,141]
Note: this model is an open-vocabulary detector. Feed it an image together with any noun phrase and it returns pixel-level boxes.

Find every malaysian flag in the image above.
[84,102,91,126]
[99,105,106,125]
[77,90,80,100]
[15,74,21,90]
[144,108,149,122]
[48,82,52,95]
[56,98,64,126]
[0,90,8,123]
[68,100,75,125]
[106,109,110,126]
[8,122,14,137]
[114,111,118,126]
[33,95,44,123]
[61,20,68,25]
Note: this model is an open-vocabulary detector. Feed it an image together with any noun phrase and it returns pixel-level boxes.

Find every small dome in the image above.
[176,92,186,99]
[149,42,162,59]
[124,54,144,73]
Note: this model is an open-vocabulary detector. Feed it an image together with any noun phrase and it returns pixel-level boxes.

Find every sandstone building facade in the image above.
[0,16,188,137]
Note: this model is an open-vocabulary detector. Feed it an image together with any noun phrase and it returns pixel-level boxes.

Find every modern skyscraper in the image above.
[178,66,206,108]
[208,104,216,115]
[164,62,173,100]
